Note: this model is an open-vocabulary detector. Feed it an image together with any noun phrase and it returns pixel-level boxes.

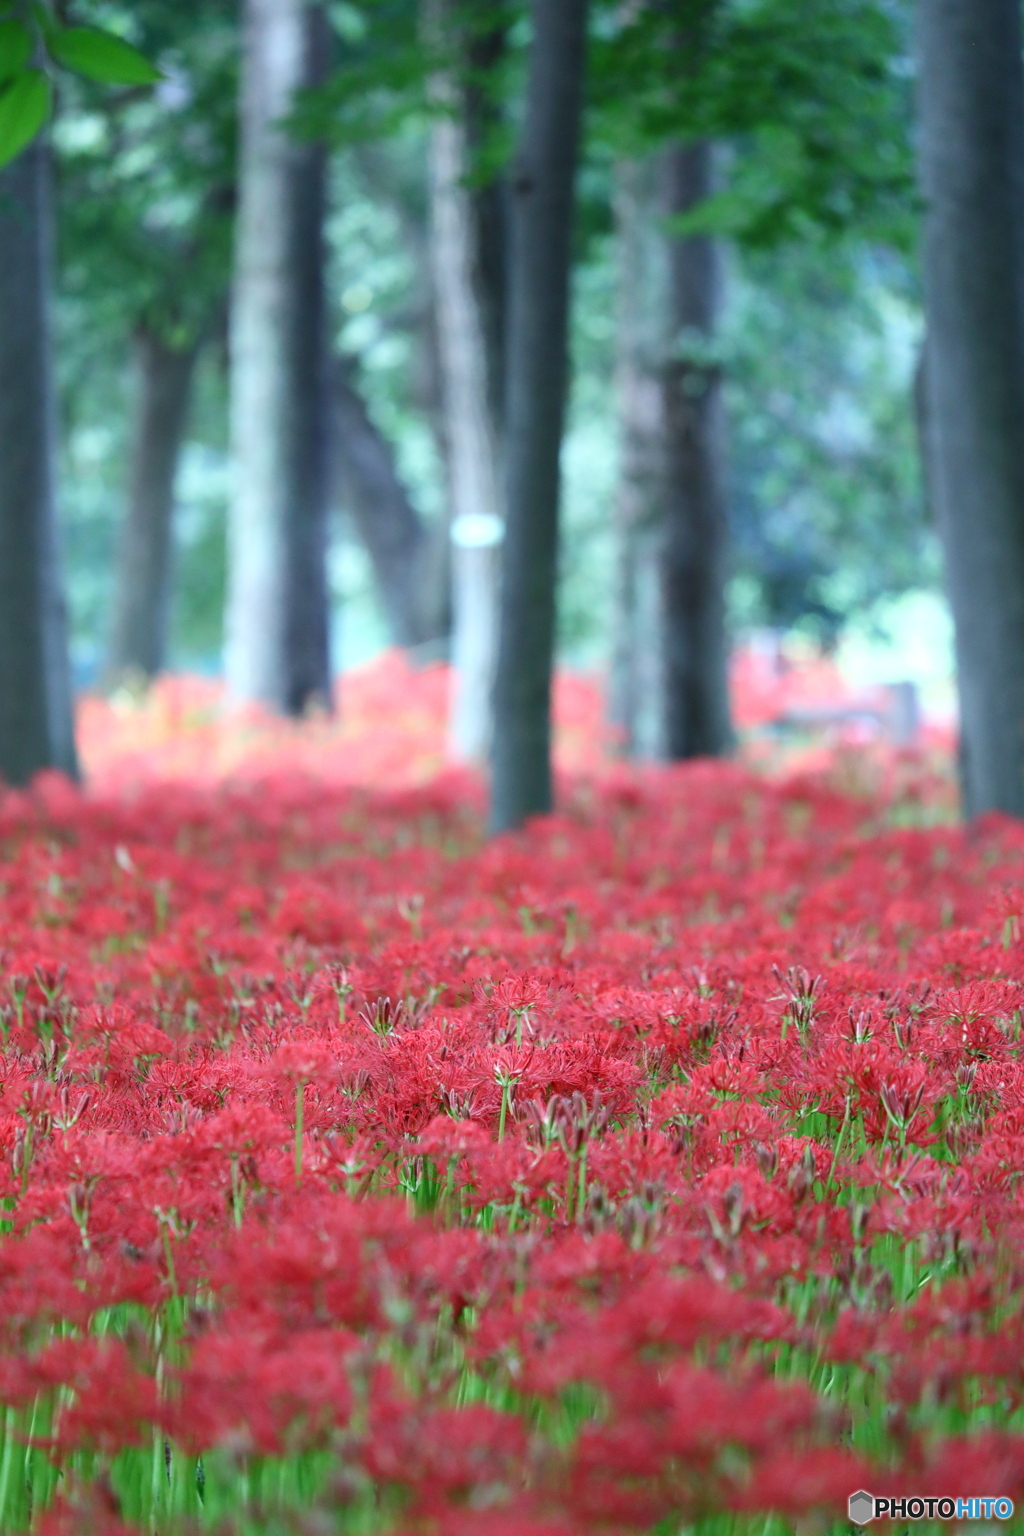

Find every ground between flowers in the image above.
[0,676,1020,1534]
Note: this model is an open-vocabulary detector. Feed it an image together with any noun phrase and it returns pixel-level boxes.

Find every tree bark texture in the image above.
[106,329,199,685]
[918,0,1024,817]
[328,356,432,649]
[226,0,332,715]
[608,157,666,758]
[350,142,455,644]
[464,25,509,439]
[489,0,589,833]
[428,37,504,762]
[660,142,733,760]
[912,337,935,529]
[0,142,78,785]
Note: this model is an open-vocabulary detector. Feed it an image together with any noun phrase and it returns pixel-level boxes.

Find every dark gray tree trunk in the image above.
[918,0,1024,818]
[226,0,332,715]
[912,337,932,521]
[0,142,78,785]
[660,142,732,760]
[106,329,199,685]
[328,356,431,649]
[489,0,589,833]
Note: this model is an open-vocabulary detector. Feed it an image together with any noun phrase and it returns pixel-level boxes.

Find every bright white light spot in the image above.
[342,284,373,314]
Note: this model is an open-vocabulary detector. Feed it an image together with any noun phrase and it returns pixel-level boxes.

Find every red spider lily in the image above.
[171,1321,357,1455]
[0,699,1022,1529]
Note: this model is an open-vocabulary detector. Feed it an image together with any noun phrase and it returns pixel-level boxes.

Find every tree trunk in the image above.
[106,329,199,685]
[912,337,934,524]
[608,157,665,757]
[225,0,332,715]
[464,26,509,439]
[660,142,732,760]
[415,292,455,649]
[918,0,1024,818]
[328,355,431,649]
[0,141,78,786]
[489,0,590,833]
[428,21,504,762]
[349,141,456,647]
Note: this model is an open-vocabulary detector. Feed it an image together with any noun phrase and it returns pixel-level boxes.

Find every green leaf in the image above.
[0,70,51,170]
[47,27,161,86]
[0,20,30,85]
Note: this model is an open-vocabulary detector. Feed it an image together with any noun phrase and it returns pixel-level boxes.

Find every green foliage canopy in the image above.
[305,0,914,252]
[589,0,915,250]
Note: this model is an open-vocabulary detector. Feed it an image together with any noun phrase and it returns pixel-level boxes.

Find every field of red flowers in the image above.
[1,665,1022,1534]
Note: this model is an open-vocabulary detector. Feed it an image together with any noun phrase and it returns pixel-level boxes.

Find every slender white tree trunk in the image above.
[608,157,665,757]
[226,0,331,713]
[428,64,503,762]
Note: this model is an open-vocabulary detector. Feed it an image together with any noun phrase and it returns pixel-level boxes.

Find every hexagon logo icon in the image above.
[848,1490,875,1525]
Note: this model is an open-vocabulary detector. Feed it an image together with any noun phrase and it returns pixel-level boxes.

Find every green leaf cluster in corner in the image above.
[0,4,159,171]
